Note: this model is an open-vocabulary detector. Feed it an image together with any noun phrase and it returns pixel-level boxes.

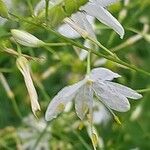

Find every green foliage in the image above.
[0,0,150,150]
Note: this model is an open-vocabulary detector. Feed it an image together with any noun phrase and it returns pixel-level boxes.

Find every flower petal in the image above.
[90,0,118,7]
[45,79,86,121]
[105,81,143,99]
[79,39,91,61]
[93,101,110,124]
[58,23,80,38]
[93,82,130,112]
[75,84,93,120]
[82,4,124,38]
[65,12,96,39]
[90,67,121,81]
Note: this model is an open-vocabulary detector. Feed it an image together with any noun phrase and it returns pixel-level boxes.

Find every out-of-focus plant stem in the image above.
[0,73,22,120]
[45,0,49,24]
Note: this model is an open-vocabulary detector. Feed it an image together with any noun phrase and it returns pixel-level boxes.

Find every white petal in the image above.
[90,67,121,81]
[58,23,80,38]
[93,101,110,124]
[83,4,124,38]
[45,79,86,121]
[90,0,118,7]
[75,85,93,120]
[79,39,91,61]
[105,81,142,99]
[66,12,96,39]
[93,82,130,112]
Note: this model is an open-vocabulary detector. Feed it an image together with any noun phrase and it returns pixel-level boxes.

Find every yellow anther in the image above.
[91,133,98,150]
[78,122,84,130]
[87,79,93,85]
[57,103,65,112]
[114,115,122,125]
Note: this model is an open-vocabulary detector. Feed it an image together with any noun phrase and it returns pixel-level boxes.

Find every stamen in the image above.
[57,103,65,112]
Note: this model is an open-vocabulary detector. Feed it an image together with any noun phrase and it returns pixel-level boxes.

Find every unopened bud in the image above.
[11,29,45,47]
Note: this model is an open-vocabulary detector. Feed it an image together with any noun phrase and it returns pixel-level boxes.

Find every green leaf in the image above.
[0,0,9,19]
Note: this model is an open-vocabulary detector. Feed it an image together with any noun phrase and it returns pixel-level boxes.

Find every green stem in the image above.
[45,0,49,23]
[26,0,34,16]
[87,37,115,57]
[44,42,71,46]
[137,88,150,93]
[8,13,150,76]
[87,51,91,74]
[43,46,60,59]
[32,122,50,150]
[72,130,92,150]
[11,97,22,120]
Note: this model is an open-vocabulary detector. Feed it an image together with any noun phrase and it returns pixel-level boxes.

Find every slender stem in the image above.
[44,42,71,46]
[32,122,50,150]
[26,0,34,16]
[11,97,22,120]
[87,37,115,57]
[16,43,22,55]
[87,51,91,74]
[137,88,150,93]
[45,0,49,23]
[43,46,60,59]
[0,73,22,120]
[72,130,92,150]
[0,68,12,73]
[8,13,150,76]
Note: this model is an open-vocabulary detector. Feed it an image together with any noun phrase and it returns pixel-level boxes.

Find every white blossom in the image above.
[11,29,45,47]
[45,67,142,121]
[16,56,41,116]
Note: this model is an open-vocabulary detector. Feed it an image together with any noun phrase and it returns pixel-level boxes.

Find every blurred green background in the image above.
[0,0,150,149]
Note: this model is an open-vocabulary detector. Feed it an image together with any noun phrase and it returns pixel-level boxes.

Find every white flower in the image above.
[34,0,124,38]
[45,67,142,121]
[11,29,45,47]
[18,114,50,150]
[16,56,41,116]
[93,101,110,124]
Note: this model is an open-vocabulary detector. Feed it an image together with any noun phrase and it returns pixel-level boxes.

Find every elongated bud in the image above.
[0,0,9,18]
[16,56,41,116]
[11,29,45,47]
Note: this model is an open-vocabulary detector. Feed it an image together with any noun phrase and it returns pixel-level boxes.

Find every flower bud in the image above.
[11,29,45,47]
[16,56,41,116]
